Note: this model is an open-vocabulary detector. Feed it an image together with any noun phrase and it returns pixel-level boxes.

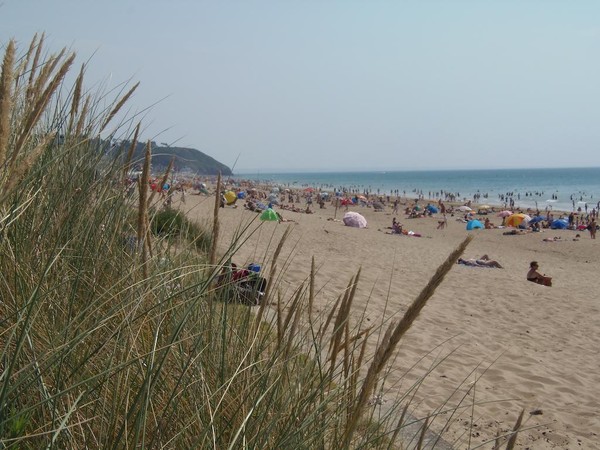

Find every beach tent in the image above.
[237,191,247,199]
[343,212,368,228]
[506,213,531,228]
[466,219,483,230]
[260,208,279,222]
[426,205,439,213]
[271,187,280,193]
[224,191,237,205]
[199,188,209,195]
[372,202,384,211]
[497,210,513,218]
[268,193,279,205]
[550,219,568,229]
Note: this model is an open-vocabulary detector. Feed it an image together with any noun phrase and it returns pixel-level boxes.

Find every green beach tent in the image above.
[260,208,279,222]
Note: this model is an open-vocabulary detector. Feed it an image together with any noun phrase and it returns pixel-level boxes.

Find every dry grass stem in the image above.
[100,81,140,132]
[255,226,291,325]
[31,48,66,104]
[0,39,16,167]
[3,132,54,193]
[342,236,472,447]
[505,409,524,450]
[26,32,44,101]
[75,95,91,136]
[137,141,151,279]
[148,157,174,206]
[308,256,315,322]
[12,52,75,162]
[417,416,430,450]
[67,63,85,133]
[208,172,221,268]
[123,122,141,181]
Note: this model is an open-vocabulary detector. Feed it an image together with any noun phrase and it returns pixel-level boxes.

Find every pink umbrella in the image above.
[343,211,368,228]
[497,210,513,218]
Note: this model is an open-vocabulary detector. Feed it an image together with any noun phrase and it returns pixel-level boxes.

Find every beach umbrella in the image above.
[271,187,280,193]
[260,208,279,222]
[457,205,472,212]
[224,191,237,205]
[466,219,483,230]
[497,210,513,218]
[426,205,439,213]
[304,187,314,193]
[550,219,568,229]
[343,211,368,228]
[341,198,353,206]
[529,216,544,224]
[479,205,492,210]
[506,213,531,227]
[237,191,247,199]
[357,195,367,202]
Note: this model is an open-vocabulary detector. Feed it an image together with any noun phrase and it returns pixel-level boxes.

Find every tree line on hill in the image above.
[121,140,233,175]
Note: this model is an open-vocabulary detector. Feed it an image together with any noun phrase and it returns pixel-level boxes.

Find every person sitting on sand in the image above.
[392,217,403,234]
[457,255,503,268]
[527,261,552,286]
[484,217,495,229]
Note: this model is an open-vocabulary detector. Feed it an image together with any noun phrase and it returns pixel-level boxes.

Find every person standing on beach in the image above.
[588,219,597,239]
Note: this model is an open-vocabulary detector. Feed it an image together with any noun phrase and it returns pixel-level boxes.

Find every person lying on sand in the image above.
[542,236,563,242]
[457,255,503,268]
[527,261,552,286]
[503,229,531,235]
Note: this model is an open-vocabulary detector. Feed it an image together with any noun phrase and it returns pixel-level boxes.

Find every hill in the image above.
[126,141,233,175]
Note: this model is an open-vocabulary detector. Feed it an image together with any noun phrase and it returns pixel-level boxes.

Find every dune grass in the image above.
[0,37,527,449]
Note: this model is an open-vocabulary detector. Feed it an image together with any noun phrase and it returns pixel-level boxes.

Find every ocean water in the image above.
[237,167,600,212]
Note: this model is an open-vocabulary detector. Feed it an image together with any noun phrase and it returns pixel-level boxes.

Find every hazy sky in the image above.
[2,1,600,172]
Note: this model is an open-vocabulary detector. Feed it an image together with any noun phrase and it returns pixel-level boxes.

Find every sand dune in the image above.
[180,193,599,449]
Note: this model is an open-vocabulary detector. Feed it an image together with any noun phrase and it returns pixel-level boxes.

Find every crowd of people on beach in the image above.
[121,173,600,290]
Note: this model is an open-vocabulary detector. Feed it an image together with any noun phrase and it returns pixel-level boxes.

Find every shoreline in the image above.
[216,167,600,214]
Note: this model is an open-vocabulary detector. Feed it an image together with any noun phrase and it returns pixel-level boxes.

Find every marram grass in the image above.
[0,37,527,449]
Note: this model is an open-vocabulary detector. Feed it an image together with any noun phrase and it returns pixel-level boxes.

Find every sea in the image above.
[235,167,600,213]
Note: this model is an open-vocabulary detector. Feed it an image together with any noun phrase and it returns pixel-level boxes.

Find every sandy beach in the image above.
[178,190,599,449]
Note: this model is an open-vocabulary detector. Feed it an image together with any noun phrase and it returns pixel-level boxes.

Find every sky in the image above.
[2,1,600,173]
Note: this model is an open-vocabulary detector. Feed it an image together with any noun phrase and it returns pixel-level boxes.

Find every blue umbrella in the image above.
[466,219,483,230]
[427,205,439,213]
[550,219,568,229]
[529,216,544,224]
